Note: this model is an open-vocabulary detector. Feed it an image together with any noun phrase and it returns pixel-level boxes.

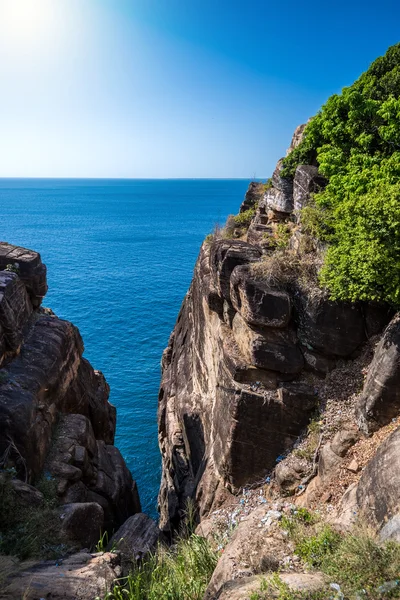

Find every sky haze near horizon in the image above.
[0,0,399,178]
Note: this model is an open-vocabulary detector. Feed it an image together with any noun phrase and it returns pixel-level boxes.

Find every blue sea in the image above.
[0,178,250,516]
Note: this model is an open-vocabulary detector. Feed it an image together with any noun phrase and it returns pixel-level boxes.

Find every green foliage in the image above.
[0,471,64,560]
[280,42,400,305]
[280,513,400,599]
[4,264,19,274]
[104,533,218,600]
[233,208,255,228]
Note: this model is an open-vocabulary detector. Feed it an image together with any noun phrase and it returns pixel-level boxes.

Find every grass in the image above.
[103,534,219,600]
[0,470,67,560]
[293,417,322,462]
[278,509,400,599]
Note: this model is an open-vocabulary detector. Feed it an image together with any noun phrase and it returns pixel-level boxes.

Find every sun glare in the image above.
[0,0,61,54]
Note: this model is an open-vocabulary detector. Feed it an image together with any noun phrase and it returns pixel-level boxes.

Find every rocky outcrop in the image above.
[357,313,400,433]
[0,243,141,537]
[157,138,394,533]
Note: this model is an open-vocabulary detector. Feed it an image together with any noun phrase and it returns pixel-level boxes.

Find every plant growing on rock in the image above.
[280,42,400,306]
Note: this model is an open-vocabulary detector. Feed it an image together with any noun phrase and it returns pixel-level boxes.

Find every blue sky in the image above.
[0,0,399,178]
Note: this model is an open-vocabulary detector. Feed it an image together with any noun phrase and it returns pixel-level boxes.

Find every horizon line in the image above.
[0,176,266,181]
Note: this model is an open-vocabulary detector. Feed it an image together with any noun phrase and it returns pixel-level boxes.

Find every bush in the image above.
[280,42,400,305]
[0,470,63,559]
[104,533,218,600]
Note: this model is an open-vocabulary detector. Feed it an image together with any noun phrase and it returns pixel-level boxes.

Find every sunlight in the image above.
[0,0,63,54]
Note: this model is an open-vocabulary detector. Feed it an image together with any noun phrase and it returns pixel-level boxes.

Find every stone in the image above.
[108,513,160,567]
[2,551,120,600]
[230,265,291,328]
[302,346,337,375]
[232,312,304,374]
[318,443,343,483]
[346,459,359,473]
[216,573,326,600]
[297,295,365,357]
[0,242,48,307]
[59,502,104,548]
[293,165,327,212]
[379,513,400,542]
[275,457,308,492]
[239,181,265,213]
[0,271,32,362]
[356,426,400,528]
[286,123,307,155]
[264,187,293,214]
[4,477,44,507]
[356,313,400,433]
[330,427,359,457]
[270,158,294,213]
[210,239,261,302]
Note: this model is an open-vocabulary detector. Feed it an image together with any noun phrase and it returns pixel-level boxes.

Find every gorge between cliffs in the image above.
[2,43,400,600]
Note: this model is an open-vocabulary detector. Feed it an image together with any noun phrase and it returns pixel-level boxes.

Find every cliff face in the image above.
[0,243,140,538]
[157,126,395,534]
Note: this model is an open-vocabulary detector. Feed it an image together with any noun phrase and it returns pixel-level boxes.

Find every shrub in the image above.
[233,208,255,228]
[104,533,218,600]
[279,42,400,305]
[0,470,63,559]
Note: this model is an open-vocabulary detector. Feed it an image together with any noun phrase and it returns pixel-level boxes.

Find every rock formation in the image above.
[0,242,143,546]
[157,125,395,536]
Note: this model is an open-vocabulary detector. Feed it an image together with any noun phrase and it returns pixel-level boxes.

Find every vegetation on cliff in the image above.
[281,42,400,305]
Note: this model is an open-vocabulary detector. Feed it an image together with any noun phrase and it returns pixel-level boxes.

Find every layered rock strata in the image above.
[157,126,393,533]
[0,243,141,538]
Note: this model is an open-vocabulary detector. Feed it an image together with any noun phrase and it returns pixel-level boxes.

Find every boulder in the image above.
[230,265,291,328]
[2,551,121,600]
[239,181,264,213]
[380,513,400,542]
[232,313,304,374]
[297,295,365,357]
[356,313,400,433]
[216,573,326,600]
[210,240,261,303]
[108,513,160,563]
[0,271,32,361]
[0,242,48,307]
[293,165,327,212]
[268,158,294,213]
[275,457,308,492]
[356,426,400,528]
[264,187,293,214]
[59,502,104,548]
[286,123,307,155]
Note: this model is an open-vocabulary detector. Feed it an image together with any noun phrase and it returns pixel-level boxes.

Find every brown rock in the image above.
[356,313,400,433]
[0,271,32,362]
[108,513,160,569]
[0,242,47,307]
[59,502,104,548]
[3,551,120,600]
[293,165,327,213]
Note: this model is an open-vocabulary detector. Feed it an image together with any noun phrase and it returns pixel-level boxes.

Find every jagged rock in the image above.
[330,426,359,457]
[301,346,337,374]
[210,240,261,302]
[232,313,304,373]
[297,295,365,357]
[230,265,291,328]
[356,426,400,528]
[0,242,47,307]
[0,271,32,363]
[216,573,326,600]
[356,313,400,433]
[275,457,308,492]
[293,165,327,212]
[247,222,273,248]
[2,551,121,600]
[239,181,264,213]
[264,187,293,214]
[380,513,400,542]
[318,443,344,483]
[59,502,104,548]
[268,158,294,213]
[108,513,160,566]
[286,123,307,155]
[204,507,288,598]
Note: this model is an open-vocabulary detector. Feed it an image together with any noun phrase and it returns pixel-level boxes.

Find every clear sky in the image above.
[0,0,399,178]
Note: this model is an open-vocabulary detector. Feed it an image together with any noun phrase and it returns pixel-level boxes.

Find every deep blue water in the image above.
[0,178,250,516]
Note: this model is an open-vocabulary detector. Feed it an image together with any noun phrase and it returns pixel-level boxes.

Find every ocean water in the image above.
[0,178,251,516]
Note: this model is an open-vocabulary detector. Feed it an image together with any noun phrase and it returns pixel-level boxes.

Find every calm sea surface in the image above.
[0,178,250,516]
